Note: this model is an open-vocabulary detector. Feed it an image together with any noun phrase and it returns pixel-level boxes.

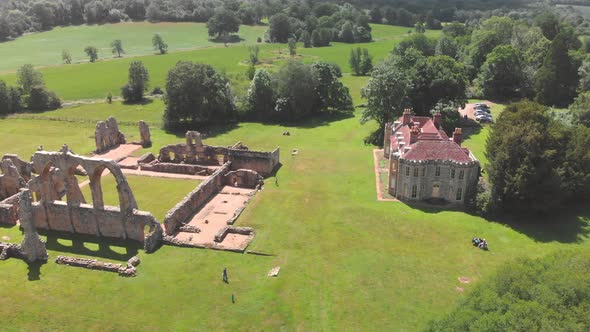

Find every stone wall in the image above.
[141,161,215,176]
[224,169,264,189]
[228,147,280,177]
[2,154,32,181]
[163,162,231,235]
[154,131,280,177]
[0,159,27,201]
[95,117,126,152]
[27,149,162,252]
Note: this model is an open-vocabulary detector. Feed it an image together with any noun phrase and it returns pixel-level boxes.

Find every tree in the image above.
[427,250,590,331]
[16,64,44,95]
[476,45,526,100]
[569,92,590,127]
[311,61,353,112]
[248,45,259,65]
[360,48,373,75]
[288,38,297,56]
[207,9,241,41]
[534,11,560,40]
[361,56,413,142]
[152,33,168,54]
[486,101,569,213]
[26,86,61,112]
[311,28,331,47]
[393,33,436,56]
[274,60,318,121]
[111,39,124,57]
[246,69,275,121]
[349,48,361,75]
[414,22,425,33]
[0,81,21,115]
[442,22,468,38]
[579,59,590,92]
[339,21,354,43]
[121,61,149,103]
[431,101,461,137]
[535,31,580,107]
[163,61,236,130]
[84,46,98,62]
[466,16,515,76]
[300,31,311,48]
[61,49,72,64]
[269,13,290,43]
[369,8,382,24]
[435,35,458,59]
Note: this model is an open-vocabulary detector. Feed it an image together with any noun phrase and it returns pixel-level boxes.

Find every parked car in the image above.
[475,107,491,113]
[475,110,490,116]
[474,103,490,109]
[476,114,493,123]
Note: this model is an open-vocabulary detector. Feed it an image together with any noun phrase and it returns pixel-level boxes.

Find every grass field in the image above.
[2,23,589,331]
[1,87,589,330]
[79,175,201,221]
[0,23,440,101]
[0,22,268,72]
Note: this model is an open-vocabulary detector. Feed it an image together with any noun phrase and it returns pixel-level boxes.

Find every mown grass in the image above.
[0,22,268,72]
[0,24,440,101]
[1,82,589,330]
[79,175,200,221]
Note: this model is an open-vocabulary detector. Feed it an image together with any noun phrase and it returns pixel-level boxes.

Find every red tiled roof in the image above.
[404,140,473,163]
[390,114,475,163]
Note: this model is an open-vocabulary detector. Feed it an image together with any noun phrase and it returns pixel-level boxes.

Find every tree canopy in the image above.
[163,61,236,130]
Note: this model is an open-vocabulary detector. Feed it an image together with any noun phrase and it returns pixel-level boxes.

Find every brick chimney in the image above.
[452,128,463,146]
[410,126,420,144]
[402,108,412,125]
[433,111,442,129]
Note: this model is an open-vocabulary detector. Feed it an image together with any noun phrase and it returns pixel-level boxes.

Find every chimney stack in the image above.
[410,126,420,144]
[433,111,442,129]
[402,108,412,125]
[452,128,463,146]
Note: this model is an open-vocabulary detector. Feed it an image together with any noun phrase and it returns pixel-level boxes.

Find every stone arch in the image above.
[64,162,88,206]
[89,162,138,213]
[39,161,64,202]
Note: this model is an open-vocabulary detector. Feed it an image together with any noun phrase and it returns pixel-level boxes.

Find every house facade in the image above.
[384,109,480,205]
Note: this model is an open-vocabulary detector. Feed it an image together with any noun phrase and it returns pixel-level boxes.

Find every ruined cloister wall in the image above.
[141,161,215,176]
[163,162,232,235]
[224,169,264,189]
[228,147,280,177]
[27,150,162,252]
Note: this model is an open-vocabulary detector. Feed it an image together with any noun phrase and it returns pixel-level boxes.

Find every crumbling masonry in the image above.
[95,117,126,153]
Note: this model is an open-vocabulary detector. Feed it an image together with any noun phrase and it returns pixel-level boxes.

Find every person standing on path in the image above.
[222,268,228,283]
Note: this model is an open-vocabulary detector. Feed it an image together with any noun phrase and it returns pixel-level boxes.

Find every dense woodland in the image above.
[6,0,590,41]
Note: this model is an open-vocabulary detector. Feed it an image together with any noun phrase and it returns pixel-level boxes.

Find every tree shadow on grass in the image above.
[409,202,590,244]
[279,111,355,129]
[209,35,244,44]
[42,230,140,262]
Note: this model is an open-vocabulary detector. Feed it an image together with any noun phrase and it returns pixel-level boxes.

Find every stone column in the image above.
[19,189,48,262]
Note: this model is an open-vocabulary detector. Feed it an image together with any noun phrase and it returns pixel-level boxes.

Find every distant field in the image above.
[0,22,267,72]
[0,24,440,101]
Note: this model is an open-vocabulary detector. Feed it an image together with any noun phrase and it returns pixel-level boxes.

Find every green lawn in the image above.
[0,22,268,73]
[79,175,200,221]
[1,85,589,330]
[0,24,440,101]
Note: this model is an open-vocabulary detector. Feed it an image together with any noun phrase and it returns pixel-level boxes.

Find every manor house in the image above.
[383,109,480,204]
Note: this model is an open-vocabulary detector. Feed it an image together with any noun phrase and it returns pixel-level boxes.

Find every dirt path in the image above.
[373,149,398,202]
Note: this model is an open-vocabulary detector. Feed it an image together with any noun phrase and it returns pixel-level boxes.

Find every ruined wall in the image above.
[2,155,32,181]
[141,161,214,176]
[0,203,17,225]
[228,147,280,177]
[27,149,162,252]
[95,117,126,152]
[163,162,231,235]
[224,169,264,189]
[0,159,27,201]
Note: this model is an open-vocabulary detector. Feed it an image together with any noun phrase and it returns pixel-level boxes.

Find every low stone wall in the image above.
[55,255,137,277]
[30,201,162,252]
[141,161,214,176]
[163,162,231,235]
[224,169,264,189]
[214,226,255,243]
[228,147,280,177]
[0,203,17,226]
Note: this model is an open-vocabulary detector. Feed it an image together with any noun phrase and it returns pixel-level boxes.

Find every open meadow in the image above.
[1,22,589,331]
